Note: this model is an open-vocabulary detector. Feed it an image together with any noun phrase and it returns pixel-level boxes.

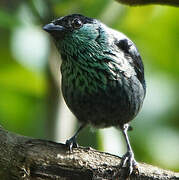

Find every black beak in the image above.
[43,23,65,33]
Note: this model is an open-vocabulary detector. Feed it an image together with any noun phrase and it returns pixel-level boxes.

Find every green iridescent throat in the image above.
[59,38,120,95]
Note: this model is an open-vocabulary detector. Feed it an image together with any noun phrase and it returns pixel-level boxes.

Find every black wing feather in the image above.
[116,39,146,91]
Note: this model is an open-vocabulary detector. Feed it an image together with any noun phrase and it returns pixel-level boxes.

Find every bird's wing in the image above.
[115,37,145,88]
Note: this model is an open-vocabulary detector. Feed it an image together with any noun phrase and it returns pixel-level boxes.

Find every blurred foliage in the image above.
[0,0,178,172]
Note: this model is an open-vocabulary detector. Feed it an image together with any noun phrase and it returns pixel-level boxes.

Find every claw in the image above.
[118,124,139,178]
[66,136,78,152]
[120,150,139,178]
[65,124,85,152]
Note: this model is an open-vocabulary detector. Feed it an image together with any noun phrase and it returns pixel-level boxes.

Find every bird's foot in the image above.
[66,136,78,152]
[119,150,139,178]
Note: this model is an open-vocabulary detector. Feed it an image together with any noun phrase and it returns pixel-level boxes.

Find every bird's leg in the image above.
[66,124,85,152]
[120,123,138,177]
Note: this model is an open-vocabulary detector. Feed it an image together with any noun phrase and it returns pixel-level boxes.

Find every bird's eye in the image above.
[71,18,82,29]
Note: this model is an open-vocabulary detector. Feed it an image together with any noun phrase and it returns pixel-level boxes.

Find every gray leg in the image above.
[120,124,138,177]
[66,124,85,152]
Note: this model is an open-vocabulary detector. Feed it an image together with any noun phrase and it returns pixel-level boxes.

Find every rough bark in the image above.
[0,126,178,180]
[115,0,179,6]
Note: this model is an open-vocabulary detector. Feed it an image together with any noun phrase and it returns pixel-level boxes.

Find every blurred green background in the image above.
[0,0,178,172]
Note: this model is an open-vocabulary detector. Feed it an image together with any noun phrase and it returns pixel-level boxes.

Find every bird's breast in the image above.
[61,61,145,127]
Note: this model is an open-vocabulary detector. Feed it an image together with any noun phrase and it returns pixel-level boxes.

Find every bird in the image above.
[43,14,146,178]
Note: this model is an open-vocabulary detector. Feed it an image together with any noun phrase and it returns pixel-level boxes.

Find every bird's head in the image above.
[43,14,103,54]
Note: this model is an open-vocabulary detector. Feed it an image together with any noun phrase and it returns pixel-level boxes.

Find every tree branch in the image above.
[0,126,178,180]
[116,0,179,6]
